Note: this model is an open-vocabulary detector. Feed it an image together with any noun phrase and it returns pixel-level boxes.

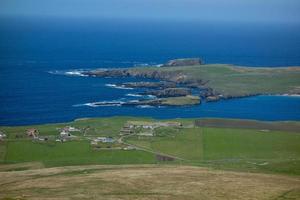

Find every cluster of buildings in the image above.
[120,121,183,137]
[56,126,79,142]
[21,126,80,142]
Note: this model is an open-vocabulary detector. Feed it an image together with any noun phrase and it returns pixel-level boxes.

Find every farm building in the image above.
[93,137,115,143]
[120,125,134,135]
[127,121,182,129]
[90,140,98,145]
[0,131,7,140]
[62,126,80,132]
[36,136,48,142]
[160,122,182,127]
[26,128,39,138]
[123,146,136,150]
[137,132,154,137]
[142,125,154,130]
[60,130,71,137]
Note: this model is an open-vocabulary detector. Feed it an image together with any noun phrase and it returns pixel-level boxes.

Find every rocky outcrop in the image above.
[119,82,176,89]
[141,88,192,98]
[199,87,218,98]
[83,68,206,89]
[83,69,129,77]
[162,58,203,67]
[206,96,221,102]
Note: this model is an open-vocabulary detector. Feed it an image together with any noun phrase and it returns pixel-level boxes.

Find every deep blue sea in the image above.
[0,18,300,125]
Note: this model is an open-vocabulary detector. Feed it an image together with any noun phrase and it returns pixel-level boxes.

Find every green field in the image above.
[126,126,300,175]
[1,117,300,175]
[3,140,155,167]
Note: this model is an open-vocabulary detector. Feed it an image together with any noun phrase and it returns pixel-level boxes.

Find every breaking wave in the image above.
[126,93,143,97]
[105,84,134,90]
[48,70,88,77]
[136,105,155,108]
[73,100,124,107]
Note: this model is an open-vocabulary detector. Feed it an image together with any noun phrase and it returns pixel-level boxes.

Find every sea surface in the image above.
[0,17,300,125]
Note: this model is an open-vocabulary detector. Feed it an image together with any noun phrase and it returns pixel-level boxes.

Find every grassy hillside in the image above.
[1,165,300,200]
[129,64,300,96]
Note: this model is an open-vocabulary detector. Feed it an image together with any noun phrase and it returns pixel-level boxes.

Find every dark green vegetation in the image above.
[1,117,300,175]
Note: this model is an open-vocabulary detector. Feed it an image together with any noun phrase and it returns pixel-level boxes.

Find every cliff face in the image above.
[162,58,203,67]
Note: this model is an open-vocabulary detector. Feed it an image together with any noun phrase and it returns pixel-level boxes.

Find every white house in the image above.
[0,132,6,140]
[60,130,70,137]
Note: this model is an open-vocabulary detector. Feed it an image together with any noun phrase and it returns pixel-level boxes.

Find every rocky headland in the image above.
[162,58,203,67]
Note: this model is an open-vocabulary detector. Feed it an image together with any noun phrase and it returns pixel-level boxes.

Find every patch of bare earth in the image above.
[0,165,299,200]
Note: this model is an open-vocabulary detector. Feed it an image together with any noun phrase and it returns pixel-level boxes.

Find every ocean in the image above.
[0,17,300,125]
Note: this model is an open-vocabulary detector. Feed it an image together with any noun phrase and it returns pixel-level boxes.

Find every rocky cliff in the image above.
[162,58,203,67]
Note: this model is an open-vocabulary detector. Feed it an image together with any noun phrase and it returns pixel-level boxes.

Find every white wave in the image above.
[105,84,134,90]
[48,70,64,75]
[146,95,156,98]
[126,93,143,97]
[48,70,88,77]
[73,100,124,107]
[280,94,300,97]
[129,100,139,103]
[136,105,154,108]
[72,103,87,107]
[65,71,87,77]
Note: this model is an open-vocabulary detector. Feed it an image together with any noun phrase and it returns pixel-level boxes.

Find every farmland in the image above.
[0,117,299,175]
[1,116,300,199]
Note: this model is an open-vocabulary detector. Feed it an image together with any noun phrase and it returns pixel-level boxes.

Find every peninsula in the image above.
[83,58,300,106]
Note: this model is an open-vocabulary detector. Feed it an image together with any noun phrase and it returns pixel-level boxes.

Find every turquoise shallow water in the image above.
[0,18,300,125]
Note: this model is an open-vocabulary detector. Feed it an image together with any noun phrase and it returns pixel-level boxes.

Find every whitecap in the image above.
[126,93,143,97]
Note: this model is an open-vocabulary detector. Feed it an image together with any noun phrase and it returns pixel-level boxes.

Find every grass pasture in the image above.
[3,140,155,167]
[126,125,300,175]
